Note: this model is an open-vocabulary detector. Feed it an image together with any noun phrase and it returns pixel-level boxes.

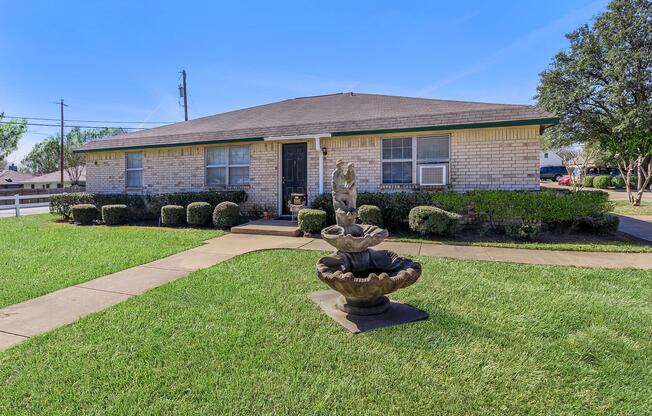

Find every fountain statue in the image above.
[315,160,423,317]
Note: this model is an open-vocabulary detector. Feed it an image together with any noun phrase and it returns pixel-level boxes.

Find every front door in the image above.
[281,143,307,215]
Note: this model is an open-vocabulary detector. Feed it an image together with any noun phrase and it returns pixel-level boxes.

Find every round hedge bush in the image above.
[186,202,212,226]
[213,201,240,228]
[582,175,595,188]
[71,204,99,225]
[611,176,625,189]
[298,208,326,234]
[593,175,612,189]
[102,204,128,225]
[161,205,185,226]
[358,204,383,227]
[408,206,461,236]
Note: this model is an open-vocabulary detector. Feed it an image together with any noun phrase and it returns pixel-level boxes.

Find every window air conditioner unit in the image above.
[419,164,447,186]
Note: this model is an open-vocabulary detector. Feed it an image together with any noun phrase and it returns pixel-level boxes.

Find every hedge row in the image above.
[583,175,636,189]
[50,191,247,220]
[312,189,612,229]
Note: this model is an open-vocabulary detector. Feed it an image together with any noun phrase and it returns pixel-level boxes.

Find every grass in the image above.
[1,249,651,415]
[0,214,221,308]
[388,236,652,252]
[612,200,652,216]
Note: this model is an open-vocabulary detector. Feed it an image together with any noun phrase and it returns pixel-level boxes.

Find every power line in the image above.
[2,116,173,124]
[0,121,146,130]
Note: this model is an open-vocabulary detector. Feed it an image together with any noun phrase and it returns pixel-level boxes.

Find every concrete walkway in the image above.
[0,206,50,218]
[617,214,652,243]
[2,233,651,351]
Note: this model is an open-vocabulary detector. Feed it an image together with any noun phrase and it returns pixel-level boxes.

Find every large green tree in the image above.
[22,127,125,184]
[0,113,27,168]
[537,0,652,205]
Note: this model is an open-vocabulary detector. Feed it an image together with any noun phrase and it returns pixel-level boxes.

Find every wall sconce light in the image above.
[321,147,328,156]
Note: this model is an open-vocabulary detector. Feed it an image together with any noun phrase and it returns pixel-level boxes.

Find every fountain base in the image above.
[336,295,390,316]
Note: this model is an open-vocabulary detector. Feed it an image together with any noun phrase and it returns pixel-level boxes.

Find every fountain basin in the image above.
[316,249,422,315]
[321,224,389,252]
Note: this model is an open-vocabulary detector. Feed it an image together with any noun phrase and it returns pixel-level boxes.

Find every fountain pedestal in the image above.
[309,160,427,332]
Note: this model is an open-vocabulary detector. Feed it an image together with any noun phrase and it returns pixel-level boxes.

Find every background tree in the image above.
[0,113,27,168]
[537,0,652,205]
[21,127,124,183]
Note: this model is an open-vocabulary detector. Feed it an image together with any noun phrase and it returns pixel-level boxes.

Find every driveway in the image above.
[0,206,50,218]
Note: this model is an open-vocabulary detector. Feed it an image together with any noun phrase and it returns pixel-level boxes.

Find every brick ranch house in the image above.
[75,93,558,216]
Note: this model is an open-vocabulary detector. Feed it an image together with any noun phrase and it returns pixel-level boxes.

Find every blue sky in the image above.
[0,0,608,165]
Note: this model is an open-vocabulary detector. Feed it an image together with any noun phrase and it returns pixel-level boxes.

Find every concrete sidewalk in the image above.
[2,233,651,351]
[617,214,652,243]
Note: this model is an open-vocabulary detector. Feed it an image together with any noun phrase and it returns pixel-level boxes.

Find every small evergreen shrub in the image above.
[504,220,541,240]
[582,176,595,188]
[578,213,620,235]
[611,176,625,189]
[593,175,611,189]
[71,204,99,225]
[102,204,128,225]
[408,206,461,236]
[213,201,240,228]
[298,209,327,234]
[358,205,383,227]
[186,202,212,226]
[161,205,185,226]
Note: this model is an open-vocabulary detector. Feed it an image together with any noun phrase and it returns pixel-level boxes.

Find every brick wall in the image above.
[85,125,541,213]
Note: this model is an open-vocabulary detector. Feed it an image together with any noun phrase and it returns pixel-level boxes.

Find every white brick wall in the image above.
[85,125,541,213]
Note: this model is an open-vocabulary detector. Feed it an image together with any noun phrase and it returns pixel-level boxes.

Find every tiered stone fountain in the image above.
[311,160,426,331]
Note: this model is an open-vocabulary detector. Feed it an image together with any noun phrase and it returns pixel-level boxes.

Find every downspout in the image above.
[315,136,324,195]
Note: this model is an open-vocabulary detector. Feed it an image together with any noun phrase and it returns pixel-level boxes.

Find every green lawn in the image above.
[612,200,652,216]
[388,236,652,252]
[0,214,221,308]
[2,249,651,415]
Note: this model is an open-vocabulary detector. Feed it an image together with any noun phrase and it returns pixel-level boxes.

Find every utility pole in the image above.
[179,69,188,121]
[58,99,68,189]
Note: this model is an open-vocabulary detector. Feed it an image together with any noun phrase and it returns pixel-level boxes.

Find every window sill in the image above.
[379,183,451,191]
[206,184,251,191]
[125,187,143,192]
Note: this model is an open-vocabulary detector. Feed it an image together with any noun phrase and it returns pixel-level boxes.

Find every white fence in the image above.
[0,194,51,216]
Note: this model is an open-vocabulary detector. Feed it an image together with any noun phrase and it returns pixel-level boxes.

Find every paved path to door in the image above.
[2,233,651,351]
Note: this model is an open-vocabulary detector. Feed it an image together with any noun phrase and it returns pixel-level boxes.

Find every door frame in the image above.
[277,141,309,216]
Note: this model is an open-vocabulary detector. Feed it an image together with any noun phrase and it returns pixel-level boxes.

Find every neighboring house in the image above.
[0,165,33,190]
[540,150,563,167]
[75,93,558,215]
[21,168,86,190]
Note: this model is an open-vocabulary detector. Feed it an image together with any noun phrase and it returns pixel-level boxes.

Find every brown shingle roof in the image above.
[0,169,34,184]
[76,93,557,152]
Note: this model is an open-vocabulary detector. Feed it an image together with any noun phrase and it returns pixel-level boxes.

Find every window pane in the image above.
[382,138,412,160]
[229,166,250,185]
[382,161,412,183]
[126,152,143,169]
[417,136,449,161]
[206,167,226,185]
[126,170,142,187]
[206,147,227,166]
[229,146,250,165]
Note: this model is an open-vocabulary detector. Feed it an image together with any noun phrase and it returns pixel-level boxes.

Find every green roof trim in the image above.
[73,137,265,153]
[331,117,560,137]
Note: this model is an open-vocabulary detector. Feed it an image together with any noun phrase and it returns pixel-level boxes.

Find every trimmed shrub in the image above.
[504,220,541,240]
[408,206,461,236]
[186,202,212,226]
[578,213,620,235]
[102,204,128,225]
[358,205,383,226]
[70,204,99,225]
[213,201,240,228]
[298,209,327,234]
[161,205,185,226]
[593,175,611,189]
[50,191,247,220]
[611,176,625,189]
[582,176,595,188]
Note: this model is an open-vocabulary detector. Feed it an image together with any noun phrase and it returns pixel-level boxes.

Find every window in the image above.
[206,145,250,186]
[382,135,450,184]
[544,152,549,158]
[126,152,143,188]
[382,137,412,183]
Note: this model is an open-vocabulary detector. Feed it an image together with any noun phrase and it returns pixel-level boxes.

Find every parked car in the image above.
[540,166,567,181]
[558,175,572,186]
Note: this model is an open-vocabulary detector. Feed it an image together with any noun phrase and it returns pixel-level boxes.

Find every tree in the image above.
[537,0,652,205]
[0,112,27,167]
[556,145,602,192]
[21,127,124,183]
